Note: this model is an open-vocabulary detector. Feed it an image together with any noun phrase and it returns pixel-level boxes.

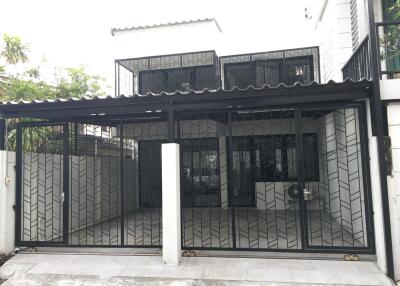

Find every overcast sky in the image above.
[0,0,316,94]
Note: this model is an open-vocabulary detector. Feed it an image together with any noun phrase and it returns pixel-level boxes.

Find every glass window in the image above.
[255,60,281,87]
[166,69,192,92]
[139,70,165,94]
[224,63,253,89]
[256,134,318,182]
[195,66,217,90]
[284,56,314,85]
[181,138,220,207]
[139,65,216,94]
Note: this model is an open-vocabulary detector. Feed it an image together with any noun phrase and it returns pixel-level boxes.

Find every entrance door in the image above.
[16,122,69,246]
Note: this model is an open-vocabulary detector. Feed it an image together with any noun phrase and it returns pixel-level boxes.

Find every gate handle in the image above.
[60,192,65,203]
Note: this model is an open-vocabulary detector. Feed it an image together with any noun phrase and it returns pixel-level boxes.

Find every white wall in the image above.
[387,102,400,281]
[316,109,367,246]
[0,151,16,255]
[314,0,353,82]
[112,21,222,60]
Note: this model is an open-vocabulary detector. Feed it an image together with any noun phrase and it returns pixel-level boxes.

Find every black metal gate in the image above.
[15,103,374,253]
[15,118,166,247]
[179,104,374,253]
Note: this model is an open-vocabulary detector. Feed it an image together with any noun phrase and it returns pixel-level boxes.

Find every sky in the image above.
[0,0,317,94]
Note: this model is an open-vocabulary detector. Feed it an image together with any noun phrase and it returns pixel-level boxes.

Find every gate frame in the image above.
[178,101,375,254]
[15,121,69,247]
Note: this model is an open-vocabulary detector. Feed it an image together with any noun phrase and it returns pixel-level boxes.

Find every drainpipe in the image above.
[366,0,394,280]
[0,118,5,150]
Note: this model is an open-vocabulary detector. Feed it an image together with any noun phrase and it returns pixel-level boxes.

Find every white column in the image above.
[0,151,16,255]
[387,103,400,281]
[369,137,387,273]
[162,143,181,266]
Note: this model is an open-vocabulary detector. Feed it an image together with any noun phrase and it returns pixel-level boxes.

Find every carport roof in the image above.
[0,79,372,120]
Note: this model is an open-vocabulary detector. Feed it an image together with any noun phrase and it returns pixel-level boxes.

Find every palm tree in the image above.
[1,34,28,65]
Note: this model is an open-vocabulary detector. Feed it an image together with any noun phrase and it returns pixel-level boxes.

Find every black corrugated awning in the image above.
[0,79,372,120]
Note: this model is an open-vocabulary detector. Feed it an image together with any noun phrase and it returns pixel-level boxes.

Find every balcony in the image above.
[220,47,320,89]
[115,51,220,96]
[342,21,400,81]
[115,47,321,96]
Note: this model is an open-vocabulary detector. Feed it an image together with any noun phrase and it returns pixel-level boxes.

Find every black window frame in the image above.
[180,137,221,208]
[223,55,315,89]
[138,65,216,94]
[256,133,319,182]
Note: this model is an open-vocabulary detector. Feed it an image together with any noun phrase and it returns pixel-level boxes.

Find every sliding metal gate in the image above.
[179,104,374,253]
[15,103,374,253]
[16,118,166,247]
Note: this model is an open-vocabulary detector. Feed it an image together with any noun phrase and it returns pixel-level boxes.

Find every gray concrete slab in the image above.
[0,253,394,286]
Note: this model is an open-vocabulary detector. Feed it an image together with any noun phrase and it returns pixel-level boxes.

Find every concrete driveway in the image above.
[0,253,394,285]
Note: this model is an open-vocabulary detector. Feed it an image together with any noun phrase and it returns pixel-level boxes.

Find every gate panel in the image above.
[122,119,166,247]
[68,123,122,246]
[230,109,302,250]
[300,107,373,250]
[179,112,233,249]
[16,122,67,245]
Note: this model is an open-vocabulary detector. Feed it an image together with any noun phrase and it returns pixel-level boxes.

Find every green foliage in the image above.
[7,125,60,152]
[0,34,107,101]
[54,66,106,99]
[380,0,400,62]
[2,66,107,102]
[387,0,400,19]
[2,77,56,102]
[0,33,108,151]
[1,34,28,65]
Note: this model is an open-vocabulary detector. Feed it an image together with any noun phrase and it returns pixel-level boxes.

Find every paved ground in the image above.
[0,253,394,286]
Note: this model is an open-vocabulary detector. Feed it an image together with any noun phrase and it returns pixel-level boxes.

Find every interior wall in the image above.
[20,152,135,242]
[315,108,367,246]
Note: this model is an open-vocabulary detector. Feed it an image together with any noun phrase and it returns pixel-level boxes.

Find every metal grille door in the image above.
[230,109,302,250]
[16,122,68,245]
[299,107,373,250]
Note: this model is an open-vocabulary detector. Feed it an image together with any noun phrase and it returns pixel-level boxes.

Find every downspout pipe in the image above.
[366,0,394,280]
[0,118,5,150]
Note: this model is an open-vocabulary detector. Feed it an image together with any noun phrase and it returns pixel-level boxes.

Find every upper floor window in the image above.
[139,65,216,94]
[224,56,314,89]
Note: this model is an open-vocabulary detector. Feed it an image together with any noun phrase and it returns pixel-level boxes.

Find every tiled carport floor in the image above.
[67,209,363,249]
[0,253,394,286]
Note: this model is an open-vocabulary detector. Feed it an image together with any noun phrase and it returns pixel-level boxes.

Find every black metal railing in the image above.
[342,37,371,81]
[115,47,321,96]
[376,20,400,79]
[115,51,221,96]
[220,47,321,89]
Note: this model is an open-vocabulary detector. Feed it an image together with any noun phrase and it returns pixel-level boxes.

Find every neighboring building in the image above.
[0,2,399,285]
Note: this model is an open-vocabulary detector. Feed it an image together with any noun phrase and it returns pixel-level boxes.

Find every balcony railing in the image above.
[342,21,400,81]
[342,36,371,81]
[115,47,321,96]
[220,47,320,89]
[115,51,220,96]
[376,20,400,79]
